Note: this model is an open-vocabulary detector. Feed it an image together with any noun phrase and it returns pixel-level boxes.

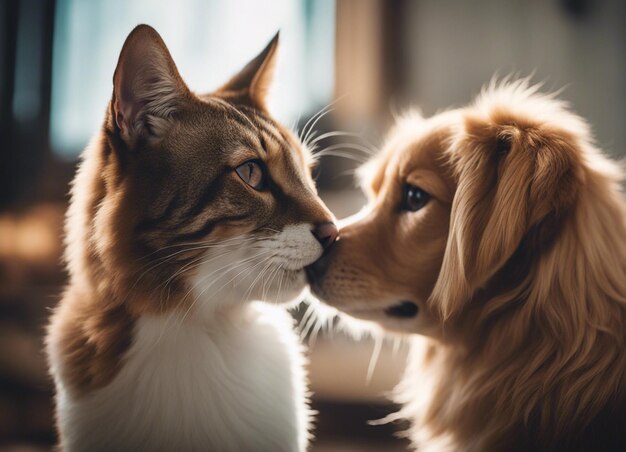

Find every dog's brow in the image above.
[405,170,452,202]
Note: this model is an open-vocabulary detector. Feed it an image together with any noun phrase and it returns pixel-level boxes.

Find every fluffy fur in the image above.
[308,80,626,450]
[47,25,335,451]
[50,304,308,451]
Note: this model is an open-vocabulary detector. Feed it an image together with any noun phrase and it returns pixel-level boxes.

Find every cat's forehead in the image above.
[244,108,311,169]
[164,97,310,172]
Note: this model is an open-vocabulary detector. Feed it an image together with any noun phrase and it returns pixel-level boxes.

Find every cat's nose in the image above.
[311,222,338,250]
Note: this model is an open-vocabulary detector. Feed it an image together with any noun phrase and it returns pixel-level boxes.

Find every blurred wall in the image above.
[402,0,626,157]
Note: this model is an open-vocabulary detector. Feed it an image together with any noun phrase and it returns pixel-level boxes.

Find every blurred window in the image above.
[50,0,335,158]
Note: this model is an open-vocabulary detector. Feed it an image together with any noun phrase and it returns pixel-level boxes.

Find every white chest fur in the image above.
[55,303,309,452]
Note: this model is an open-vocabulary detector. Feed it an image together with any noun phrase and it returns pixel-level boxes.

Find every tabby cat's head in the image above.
[83,25,336,314]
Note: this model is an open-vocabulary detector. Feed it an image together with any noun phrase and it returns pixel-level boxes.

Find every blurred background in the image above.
[0,0,624,450]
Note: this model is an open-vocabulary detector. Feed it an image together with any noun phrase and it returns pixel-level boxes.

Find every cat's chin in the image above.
[190,224,326,310]
[255,268,308,306]
[192,266,309,311]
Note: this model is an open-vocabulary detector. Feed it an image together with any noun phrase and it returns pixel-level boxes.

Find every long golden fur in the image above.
[308,81,626,450]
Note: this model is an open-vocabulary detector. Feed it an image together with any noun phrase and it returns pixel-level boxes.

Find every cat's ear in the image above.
[112,25,190,144]
[216,32,279,111]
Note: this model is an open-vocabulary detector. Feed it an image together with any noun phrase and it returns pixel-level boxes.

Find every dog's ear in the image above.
[112,25,191,145]
[215,32,279,111]
[432,106,582,319]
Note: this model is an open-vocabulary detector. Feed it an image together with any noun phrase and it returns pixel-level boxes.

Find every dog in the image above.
[307,81,626,451]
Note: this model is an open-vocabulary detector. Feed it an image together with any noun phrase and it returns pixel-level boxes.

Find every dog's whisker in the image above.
[300,303,321,343]
[307,313,325,349]
[366,334,383,384]
[392,335,403,358]
[298,302,317,341]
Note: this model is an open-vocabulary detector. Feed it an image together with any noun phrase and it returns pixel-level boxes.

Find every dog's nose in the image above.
[306,251,329,283]
[305,242,336,283]
[311,222,338,251]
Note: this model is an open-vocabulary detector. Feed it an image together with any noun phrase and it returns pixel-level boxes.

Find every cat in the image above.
[46,24,338,451]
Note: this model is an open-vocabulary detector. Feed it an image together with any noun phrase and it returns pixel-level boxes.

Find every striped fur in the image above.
[47,25,333,451]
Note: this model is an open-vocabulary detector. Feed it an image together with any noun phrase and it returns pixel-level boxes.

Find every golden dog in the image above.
[308,81,626,451]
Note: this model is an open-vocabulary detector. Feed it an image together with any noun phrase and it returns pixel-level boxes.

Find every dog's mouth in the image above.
[384,301,419,318]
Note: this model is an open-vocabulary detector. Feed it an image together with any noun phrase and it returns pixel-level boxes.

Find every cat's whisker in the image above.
[134,237,255,282]
[275,264,286,307]
[314,149,369,164]
[300,94,349,146]
[267,262,287,300]
[158,245,254,303]
[137,234,258,262]
[262,262,282,301]
[305,130,319,147]
[308,131,378,156]
[162,240,261,288]
[268,265,281,296]
[314,143,374,161]
[170,253,271,330]
[303,107,335,148]
[300,102,334,144]
[242,257,276,303]
[258,226,281,234]
[126,238,254,307]
[189,254,275,323]
[181,250,272,306]
[239,256,272,296]
[159,249,233,292]
[315,152,366,163]
[178,250,275,326]
[173,253,260,314]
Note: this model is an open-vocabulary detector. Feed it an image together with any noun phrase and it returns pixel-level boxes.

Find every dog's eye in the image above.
[402,184,430,212]
[236,160,265,190]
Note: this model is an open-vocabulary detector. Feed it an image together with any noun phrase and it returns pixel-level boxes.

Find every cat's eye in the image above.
[402,184,430,212]
[235,160,265,190]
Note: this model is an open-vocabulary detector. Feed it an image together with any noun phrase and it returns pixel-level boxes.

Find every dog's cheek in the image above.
[322,262,378,306]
